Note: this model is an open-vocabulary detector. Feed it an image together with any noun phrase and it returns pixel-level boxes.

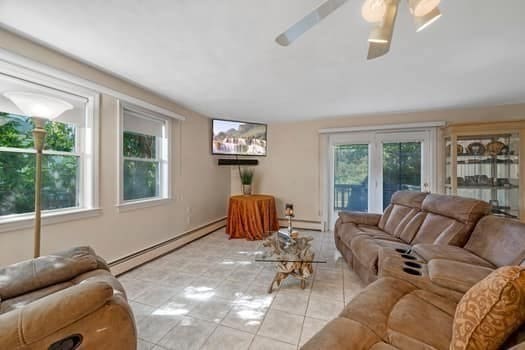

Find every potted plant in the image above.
[238,167,254,195]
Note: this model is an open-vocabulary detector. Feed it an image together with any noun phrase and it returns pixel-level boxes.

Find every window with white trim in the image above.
[119,103,170,204]
[0,69,98,222]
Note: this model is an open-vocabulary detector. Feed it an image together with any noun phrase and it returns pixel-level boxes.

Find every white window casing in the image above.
[117,101,172,211]
[0,60,100,233]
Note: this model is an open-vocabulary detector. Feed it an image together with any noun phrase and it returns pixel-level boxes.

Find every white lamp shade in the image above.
[362,0,387,23]
[3,92,74,120]
[408,0,440,17]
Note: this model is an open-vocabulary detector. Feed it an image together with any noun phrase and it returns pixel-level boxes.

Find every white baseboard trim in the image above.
[109,217,226,276]
[278,218,324,231]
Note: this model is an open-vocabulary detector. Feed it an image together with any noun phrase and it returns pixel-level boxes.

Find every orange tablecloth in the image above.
[226,194,279,240]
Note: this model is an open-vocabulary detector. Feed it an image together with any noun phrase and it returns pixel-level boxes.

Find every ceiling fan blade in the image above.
[366,0,400,60]
[275,0,350,46]
[367,41,391,59]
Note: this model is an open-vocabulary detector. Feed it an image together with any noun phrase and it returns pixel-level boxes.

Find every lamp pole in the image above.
[32,117,46,258]
[3,91,74,259]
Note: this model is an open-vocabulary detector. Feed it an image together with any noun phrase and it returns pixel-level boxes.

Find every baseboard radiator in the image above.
[109,217,226,276]
[278,218,324,231]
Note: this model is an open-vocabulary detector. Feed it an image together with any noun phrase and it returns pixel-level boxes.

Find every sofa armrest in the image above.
[338,211,382,226]
[0,246,100,300]
[0,281,114,349]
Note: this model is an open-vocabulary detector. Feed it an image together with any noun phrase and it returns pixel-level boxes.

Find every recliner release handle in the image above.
[48,334,83,350]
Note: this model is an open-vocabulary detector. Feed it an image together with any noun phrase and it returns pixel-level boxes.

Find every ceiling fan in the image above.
[275,0,442,60]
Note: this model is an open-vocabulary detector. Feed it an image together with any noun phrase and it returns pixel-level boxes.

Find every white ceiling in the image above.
[0,0,524,122]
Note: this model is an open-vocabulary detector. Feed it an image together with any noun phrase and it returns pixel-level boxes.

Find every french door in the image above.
[329,130,436,227]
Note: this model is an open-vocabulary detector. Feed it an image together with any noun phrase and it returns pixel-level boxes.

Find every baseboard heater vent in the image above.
[109,217,226,275]
[278,218,324,231]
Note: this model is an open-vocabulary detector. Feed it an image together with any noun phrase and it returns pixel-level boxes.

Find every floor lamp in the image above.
[3,92,73,258]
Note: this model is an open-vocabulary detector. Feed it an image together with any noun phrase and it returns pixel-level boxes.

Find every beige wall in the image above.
[231,105,525,227]
[0,30,230,266]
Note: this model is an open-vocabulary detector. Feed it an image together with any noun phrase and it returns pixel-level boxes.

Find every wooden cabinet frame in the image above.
[442,120,525,221]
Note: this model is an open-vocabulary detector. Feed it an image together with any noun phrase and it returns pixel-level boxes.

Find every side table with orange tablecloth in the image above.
[226,194,280,240]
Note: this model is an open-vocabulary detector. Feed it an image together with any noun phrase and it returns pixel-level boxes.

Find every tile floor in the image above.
[119,228,365,350]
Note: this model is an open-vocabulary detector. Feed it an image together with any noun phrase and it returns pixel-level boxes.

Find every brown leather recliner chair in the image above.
[0,247,136,350]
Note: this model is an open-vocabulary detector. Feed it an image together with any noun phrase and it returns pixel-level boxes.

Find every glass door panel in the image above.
[382,142,422,209]
[333,144,369,213]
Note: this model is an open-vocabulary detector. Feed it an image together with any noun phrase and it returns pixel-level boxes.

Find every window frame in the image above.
[327,128,438,228]
[0,60,101,232]
[117,101,172,211]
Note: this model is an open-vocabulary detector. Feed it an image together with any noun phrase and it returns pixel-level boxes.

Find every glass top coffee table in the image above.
[256,231,326,293]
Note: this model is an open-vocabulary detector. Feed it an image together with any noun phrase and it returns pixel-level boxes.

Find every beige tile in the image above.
[189,297,233,323]
[129,301,154,324]
[180,277,221,303]
[249,336,297,350]
[121,230,344,349]
[137,307,183,343]
[276,277,313,294]
[203,263,236,279]
[306,296,344,321]
[227,267,259,283]
[156,296,199,318]
[178,261,211,275]
[245,281,273,296]
[188,276,222,288]
[256,267,278,281]
[162,271,197,287]
[311,280,343,301]
[271,292,309,316]
[119,277,148,300]
[201,326,254,350]
[158,316,217,350]
[221,302,268,334]
[258,309,304,345]
[299,317,328,346]
[133,285,180,307]
[137,339,156,350]
[215,279,250,301]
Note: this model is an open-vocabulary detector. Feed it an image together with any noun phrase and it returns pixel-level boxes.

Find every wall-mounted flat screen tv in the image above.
[212,119,267,156]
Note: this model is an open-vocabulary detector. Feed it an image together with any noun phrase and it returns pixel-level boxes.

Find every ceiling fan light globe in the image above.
[408,0,440,17]
[362,0,387,23]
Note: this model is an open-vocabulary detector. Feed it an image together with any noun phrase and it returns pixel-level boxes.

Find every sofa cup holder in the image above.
[396,248,411,254]
[401,254,417,261]
[404,261,422,269]
[403,268,422,276]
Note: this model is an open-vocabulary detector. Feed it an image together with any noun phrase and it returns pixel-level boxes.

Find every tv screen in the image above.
[212,119,267,156]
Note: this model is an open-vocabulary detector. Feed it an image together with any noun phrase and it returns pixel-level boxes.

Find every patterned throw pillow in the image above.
[451,266,525,350]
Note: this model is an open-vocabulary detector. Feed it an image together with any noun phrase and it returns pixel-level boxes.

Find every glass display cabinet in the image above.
[444,121,525,221]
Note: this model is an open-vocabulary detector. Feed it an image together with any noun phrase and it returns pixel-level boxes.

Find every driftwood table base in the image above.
[267,262,314,293]
[261,233,316,293]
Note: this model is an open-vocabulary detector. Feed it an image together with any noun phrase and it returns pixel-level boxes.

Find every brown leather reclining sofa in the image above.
[0,247,136,350]
[334,191,491,283]
[303,191,525,350]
